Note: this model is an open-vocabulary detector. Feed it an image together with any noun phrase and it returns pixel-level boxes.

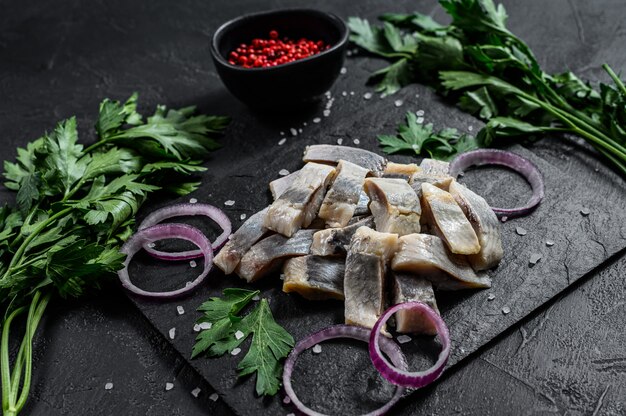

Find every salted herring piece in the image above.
[391,273,440,335]
[364,178,422,236]
[383,162,420,177]
[310,216,374,256]
[354,190,371,216]
[264,162,335,237]
[392,233,491,290]
[236,229,315,282]
[213,207,269,274]
[282,255,345,300]
[449,180,503,270]
[421,182,480,255]
[318,160,369,227]
[303,144,387,176]
[269,170,299,200]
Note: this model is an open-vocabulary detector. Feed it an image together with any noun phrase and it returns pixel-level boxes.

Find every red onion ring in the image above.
[449,149,544,218]
[118,223,213,298]
[283,325,408,416]
[370,302,450,388]
[138,203,231,260]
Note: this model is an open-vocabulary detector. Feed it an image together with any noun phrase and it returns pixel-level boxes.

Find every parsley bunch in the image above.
[349,0,626,174]
[0,93,229,415]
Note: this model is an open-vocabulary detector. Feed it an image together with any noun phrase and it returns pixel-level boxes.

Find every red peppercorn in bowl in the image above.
[211,9,349,108]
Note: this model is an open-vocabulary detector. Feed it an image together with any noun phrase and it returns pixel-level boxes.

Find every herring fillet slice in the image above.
[419,158,450,175]
[310,216,374,256]
[391,273,440,335]
[391,233,491,289]
[269,170,299,200]
[364,178,422,236]
[344,227,398,332]
[213,207,269,275]
[264,162,335,237]
[236,229,315,282]
[354,191,370,215]
[282,256,345,300]
[303,144,387,176]
[318,160,369,227]
[449,180,503,271]
[421,182,480,255]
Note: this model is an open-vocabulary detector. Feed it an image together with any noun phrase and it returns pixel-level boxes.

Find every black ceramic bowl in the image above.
[211,9,349,108]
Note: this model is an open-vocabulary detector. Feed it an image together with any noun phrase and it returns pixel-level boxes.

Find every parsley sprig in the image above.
[192,289,294,396]
[0,93,229,415]
[349,0,626,175]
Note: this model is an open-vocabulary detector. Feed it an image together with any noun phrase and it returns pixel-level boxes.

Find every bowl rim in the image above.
[210,8,349,72]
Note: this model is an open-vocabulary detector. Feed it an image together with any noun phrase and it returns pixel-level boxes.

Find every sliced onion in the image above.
[118,223,213,298]
[283,325,407,416]
[450,149,544,218]
[370,302,450,388]
[138,203,231,260]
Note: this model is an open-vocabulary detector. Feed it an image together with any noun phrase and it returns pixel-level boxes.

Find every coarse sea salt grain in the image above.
[468,125,474,131]
[169,327,176,340]
[279,169,290,176]
[278,138,287,146]
[397,335,412,344]
[290,128,298,136]
[209,393,219,402]
[487,294,496,301]
[323,110,331,117]
[363,92,373,100]
[515,226,527,236]
[283,396,292,404]
[224,200,235,206]
[298,128,303,133]
[312,344,322,354]
[280,131,285,136]
[165,382,174,391]
[252,294,260,301]
[416,117,424,124]
[501,216,508,223]
[353,139,360,145]
[189,260,197,268]
[231,347,242,356]
[529,253,542,266]
[105,382,114,390]
[394,99,404,107]
[176,305,185,315]
[240,213,247,220]
[580,208,591,216]
[235,330,245,340]
[194,322,211,332]
[340,67,347,74]
[502,306,511,315]
[342,91,348,97]
[313,117,321,123]
[191,388,201,398]
[147,242,156,248]
[416,109,425,116]
[546,240,555,247]
[189,198,198,204]
[337,138,343,145]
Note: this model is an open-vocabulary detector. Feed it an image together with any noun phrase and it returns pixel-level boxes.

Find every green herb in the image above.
[349,0,626,175]
[0,93,229,415]
[192,288,294,396]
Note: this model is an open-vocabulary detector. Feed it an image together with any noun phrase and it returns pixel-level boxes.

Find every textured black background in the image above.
[1,0,625,415]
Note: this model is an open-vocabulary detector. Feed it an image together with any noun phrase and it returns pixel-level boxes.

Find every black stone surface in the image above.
[1,0,625,415]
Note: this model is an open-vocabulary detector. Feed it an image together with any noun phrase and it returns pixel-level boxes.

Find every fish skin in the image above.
[449,180,504,271]
[213,207,269,275]
[419,158,450,176]
[318,160,369,228]
[391,273,440,335]
[303,144,387,176]
[392,233,491,289]
[364,178,422,236]
[269,170,299,200]
[421,182,480,255]
[236,229,315,282]
[310,217,374,256]
[344,252,387,330]
[264,162,335,237]
[282,256,345,300]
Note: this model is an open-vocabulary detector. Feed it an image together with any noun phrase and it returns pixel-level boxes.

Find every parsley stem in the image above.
[1,305,26,415]
[81,138,115,156]
[603,64,626,96]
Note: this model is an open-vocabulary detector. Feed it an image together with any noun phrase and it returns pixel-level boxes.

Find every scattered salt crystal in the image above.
[397,335,412,344]
[165,382,174,391]
[283,396,292,404]
[195,322,212,331]
[515,226,527,236]
[209,393,219,402]
[290,128,298,136]
[298,128,303,133]
[394,99,404,107]
[350,91,355,96]
[411,144,419,150]
[176,305,185,315]
[342,91,348,97]
[416,117,424,124]
[580,208,591,216]
[353,139,360,145]
[105,382,114,390]
[313,117,321,123]
[189,260,197,268]
[379,94,385,99]
[346,50,352,57]
[594,168,599,172]
[416,109,425,116]
[185,281,192,287]
[279,169,290,176]
[240,213,247,220]
[529,253,542,266]
[460,347,466,354]
[280,131,285,136]
[340,67,347,74]
[278,138,287,146]
[337,138,343,145]
[169,327,176,340]
[191,387,201,398]
[280,274,285,281]
[235,330,245,340]
[501,216,508,223]
[287,413,295,416]
[363,92,373,100]
[147,242,156,248]
[189,198,198,204]
[323,110,331,117]
[468,125,474,131]
[487,294,496,301]
[546,240,555,247]
[224,200,235,206]
[252,294,260,301]
[415,94,420,98]
[502,306,511,315]
[312,344,322,354]
[231,347,242,356]
[303,122,307,126]
[325,90,331,96]
[193,324,202,332]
